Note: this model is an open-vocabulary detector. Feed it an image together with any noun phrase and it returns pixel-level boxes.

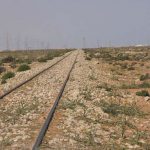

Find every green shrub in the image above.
[61,100,77,110]
[140,73,150,81]
[38,57,47,62]
[46,54,53,60]
[121,82,150,89]
[17,64,30,72]
[46,51,64,60]
[0,61,3,66]
[15,58,32,64]
[125,83,138,89]
[2,56,15,63]
[136,90,149,97]
[85,56,92,60]
[139,82,150,88]
[2,72,15,81]
[97,83,112,92]
[116,53,129,61]
[97,101,144,117]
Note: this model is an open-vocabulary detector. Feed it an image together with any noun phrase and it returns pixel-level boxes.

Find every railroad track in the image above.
[0,51,73,100]
[32,52,78,150]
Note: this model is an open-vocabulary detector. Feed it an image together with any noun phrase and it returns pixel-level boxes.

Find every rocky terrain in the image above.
[0,48,150,150]
[41,49,150,150]
[0,49,71,95]
[0,51,77,149]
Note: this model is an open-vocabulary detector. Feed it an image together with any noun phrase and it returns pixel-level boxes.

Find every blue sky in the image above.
[0,0,150,49]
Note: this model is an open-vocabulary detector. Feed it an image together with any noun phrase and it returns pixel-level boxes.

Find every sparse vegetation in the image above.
[0,49,72,86]
[88,73,97,80]
[2,56,15,63]
[37,57,47,62]
[121,82,150,89]
[140,73,150,81]
[2,72,15,81]
[95,100,145,117]
[60,99,77,110]
[0,49,73,66]
[81,87,92,101]
[85,55,92,61]
[96,83,113,92]
[136,90,150,97]
[0,47,150,149]
[17,64,30,72]
[84,47,150,62]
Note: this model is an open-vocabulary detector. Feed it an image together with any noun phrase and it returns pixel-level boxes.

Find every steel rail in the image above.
[32,52,78,150]
[0,51,73,100]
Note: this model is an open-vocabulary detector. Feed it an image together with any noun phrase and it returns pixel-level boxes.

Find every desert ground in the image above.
[0,47,150,149]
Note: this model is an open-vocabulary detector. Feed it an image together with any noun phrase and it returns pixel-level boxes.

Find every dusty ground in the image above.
[0,51,77,149]
[41,49,150,150]
[0,49,71,95]
[0,53,69,95]
[0,48,150,150]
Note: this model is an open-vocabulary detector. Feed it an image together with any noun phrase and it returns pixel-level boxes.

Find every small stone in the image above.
[63,138,68,142]
[144,96,150,101]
